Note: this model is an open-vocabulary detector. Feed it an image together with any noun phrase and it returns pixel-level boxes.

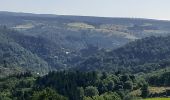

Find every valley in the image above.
[1,12,170,100]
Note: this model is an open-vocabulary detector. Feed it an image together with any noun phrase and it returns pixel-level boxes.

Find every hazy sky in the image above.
[0,0,170,20]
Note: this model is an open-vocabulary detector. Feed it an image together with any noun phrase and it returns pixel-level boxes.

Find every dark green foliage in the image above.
[124,81,133,90]
[84,86,99,97]
[0,73,35,100]
[35,71,137,100]
[3,69,170,99]
[0,27,50,75]
[101,92,121,100]
[83,92,121,100]
[148,71,170,86]
[31,88,68,100]
[77,36,170,73]
[123,95,141,100]
[75,87,84,100]
[0,72,68,100]
[141,84,149,98]
[35,71,99,100]
[166,89,170,96]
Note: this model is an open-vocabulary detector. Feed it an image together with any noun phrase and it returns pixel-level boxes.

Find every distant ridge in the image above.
[0,11,169,22]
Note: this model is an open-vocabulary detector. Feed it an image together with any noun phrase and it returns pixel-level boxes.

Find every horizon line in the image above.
[0,10,170,22]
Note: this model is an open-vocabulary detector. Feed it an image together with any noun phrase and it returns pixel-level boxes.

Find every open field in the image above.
[130,87,170,96]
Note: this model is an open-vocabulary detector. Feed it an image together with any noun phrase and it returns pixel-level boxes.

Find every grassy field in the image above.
[130,86,170,100]
[144,98,170,100]
[130,87,170,97]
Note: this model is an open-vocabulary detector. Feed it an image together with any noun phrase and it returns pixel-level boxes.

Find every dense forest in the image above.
[77,36,170,73]
[2,70,170,100]
[1,12,170,100]
[0,71,143,100]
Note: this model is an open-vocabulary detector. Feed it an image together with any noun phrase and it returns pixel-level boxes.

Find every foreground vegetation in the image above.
[144,98,170,100]
[0,71,145,100]
[2,70,170,100]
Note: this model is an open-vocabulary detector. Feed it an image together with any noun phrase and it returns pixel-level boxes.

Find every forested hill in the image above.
[1,11,170,51]
[2,12,170,100]
[0,27,50,76]
[77,36,170,73]
[1,12,170,76]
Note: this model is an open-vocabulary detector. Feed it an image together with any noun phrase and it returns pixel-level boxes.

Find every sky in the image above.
[0,0,170,20]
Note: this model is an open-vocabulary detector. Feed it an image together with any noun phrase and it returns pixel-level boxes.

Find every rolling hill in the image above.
[0,27,50,76]
[1,12,170,75]
[1,11,170,51]
[76,36,170,73]
[2,12,170,99]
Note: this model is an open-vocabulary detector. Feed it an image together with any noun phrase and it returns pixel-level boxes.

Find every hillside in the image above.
[77,36,170,73]
[1,12,170,100]
[1,11,170,51]
[1,12,170,75]
[0,27,50,75]
[0,12,170,74]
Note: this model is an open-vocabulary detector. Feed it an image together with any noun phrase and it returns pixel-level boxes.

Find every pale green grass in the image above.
[67,22,95,29]
[130,87,170,97]
[13,23,34,29]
